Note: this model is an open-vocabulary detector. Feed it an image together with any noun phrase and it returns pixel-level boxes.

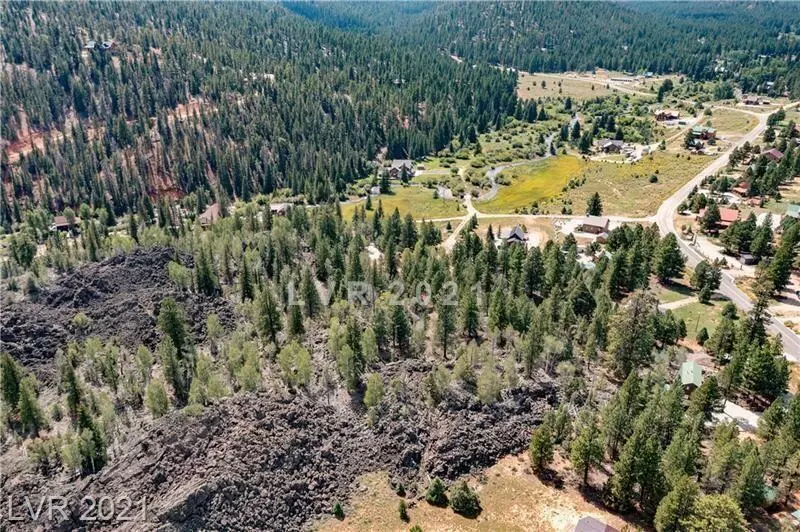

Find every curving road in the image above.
[655,102,800,362]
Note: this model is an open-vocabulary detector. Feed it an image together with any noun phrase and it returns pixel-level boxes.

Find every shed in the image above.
[740,253,757,265]
[580,216,610,234]
[786,204,800,219]
[791,509,800,523]
[574,516,618,532]
[680,361,704,392]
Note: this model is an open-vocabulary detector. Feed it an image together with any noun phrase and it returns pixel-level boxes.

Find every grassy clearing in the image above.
[655,280,695,304]
[478,156,585,214]
[517,72,613,101]
[706,108,758,135]
[340,186,464,221]
[563,151,712,217]
[319,454,630,532]
[672,297,729,338]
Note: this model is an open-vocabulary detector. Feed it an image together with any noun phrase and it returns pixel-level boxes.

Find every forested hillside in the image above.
[292,2,800,92]
[0,2,516,227]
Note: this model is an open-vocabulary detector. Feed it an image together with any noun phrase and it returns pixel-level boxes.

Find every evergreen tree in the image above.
[654,475,699,532]
[18,376,45,435]
[300,267,321,317]
[239,255,254,301]
[459,289,480,338]
[288,304,305,338]
[255,287,282,344]
[528,419,554,473]
[586,192,603,216]
[1,353,22,413]
[728,444,765,513]
[654,234,686,283]
[570,412,604,486]
[684,494,747,532]
[606,291,657,377]
[157,297,188,352]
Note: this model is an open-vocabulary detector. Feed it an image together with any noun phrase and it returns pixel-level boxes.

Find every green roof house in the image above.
[680,361,704,392]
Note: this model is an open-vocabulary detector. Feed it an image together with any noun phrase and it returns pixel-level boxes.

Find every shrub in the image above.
[398,500,409,521]
[449,481,481,517]
[426,477,447,506]
[649,174,659,183]
[145,379,169,418]
[696,327,709,346]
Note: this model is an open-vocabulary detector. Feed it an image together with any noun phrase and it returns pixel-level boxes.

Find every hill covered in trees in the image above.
[292,2,800,93]
[0,2,516,227]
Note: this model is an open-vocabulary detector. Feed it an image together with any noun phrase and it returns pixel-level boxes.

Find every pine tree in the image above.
[586,192,603,216]
[1,353,22,412]
[239,255,254,301]
[157,297,188,352]
[606,291,657,377]
[391,303,411,355]
[426,477,447,506]
[684,494,747,532]
[729,444,765,513]
[300,267,321,317]
[18,376,45,434]
[602,371,642,457]
[363,373,384,409]
[653,233,686,283]
[570,412,604,486]
[288,303,304,338]
[654,475,699,532]
[528,420,554,473]
[145,379,169,418]
[255,287,282,344]
[459,289,480,338]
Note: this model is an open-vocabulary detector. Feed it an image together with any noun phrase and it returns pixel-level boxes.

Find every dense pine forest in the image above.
[0,2,516,227]
[290,2,800,91]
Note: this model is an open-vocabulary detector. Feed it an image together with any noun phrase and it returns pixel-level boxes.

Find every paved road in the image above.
[655,101,800,362]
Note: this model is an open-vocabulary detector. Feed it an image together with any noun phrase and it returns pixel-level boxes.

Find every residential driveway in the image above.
[713,401,761,433]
